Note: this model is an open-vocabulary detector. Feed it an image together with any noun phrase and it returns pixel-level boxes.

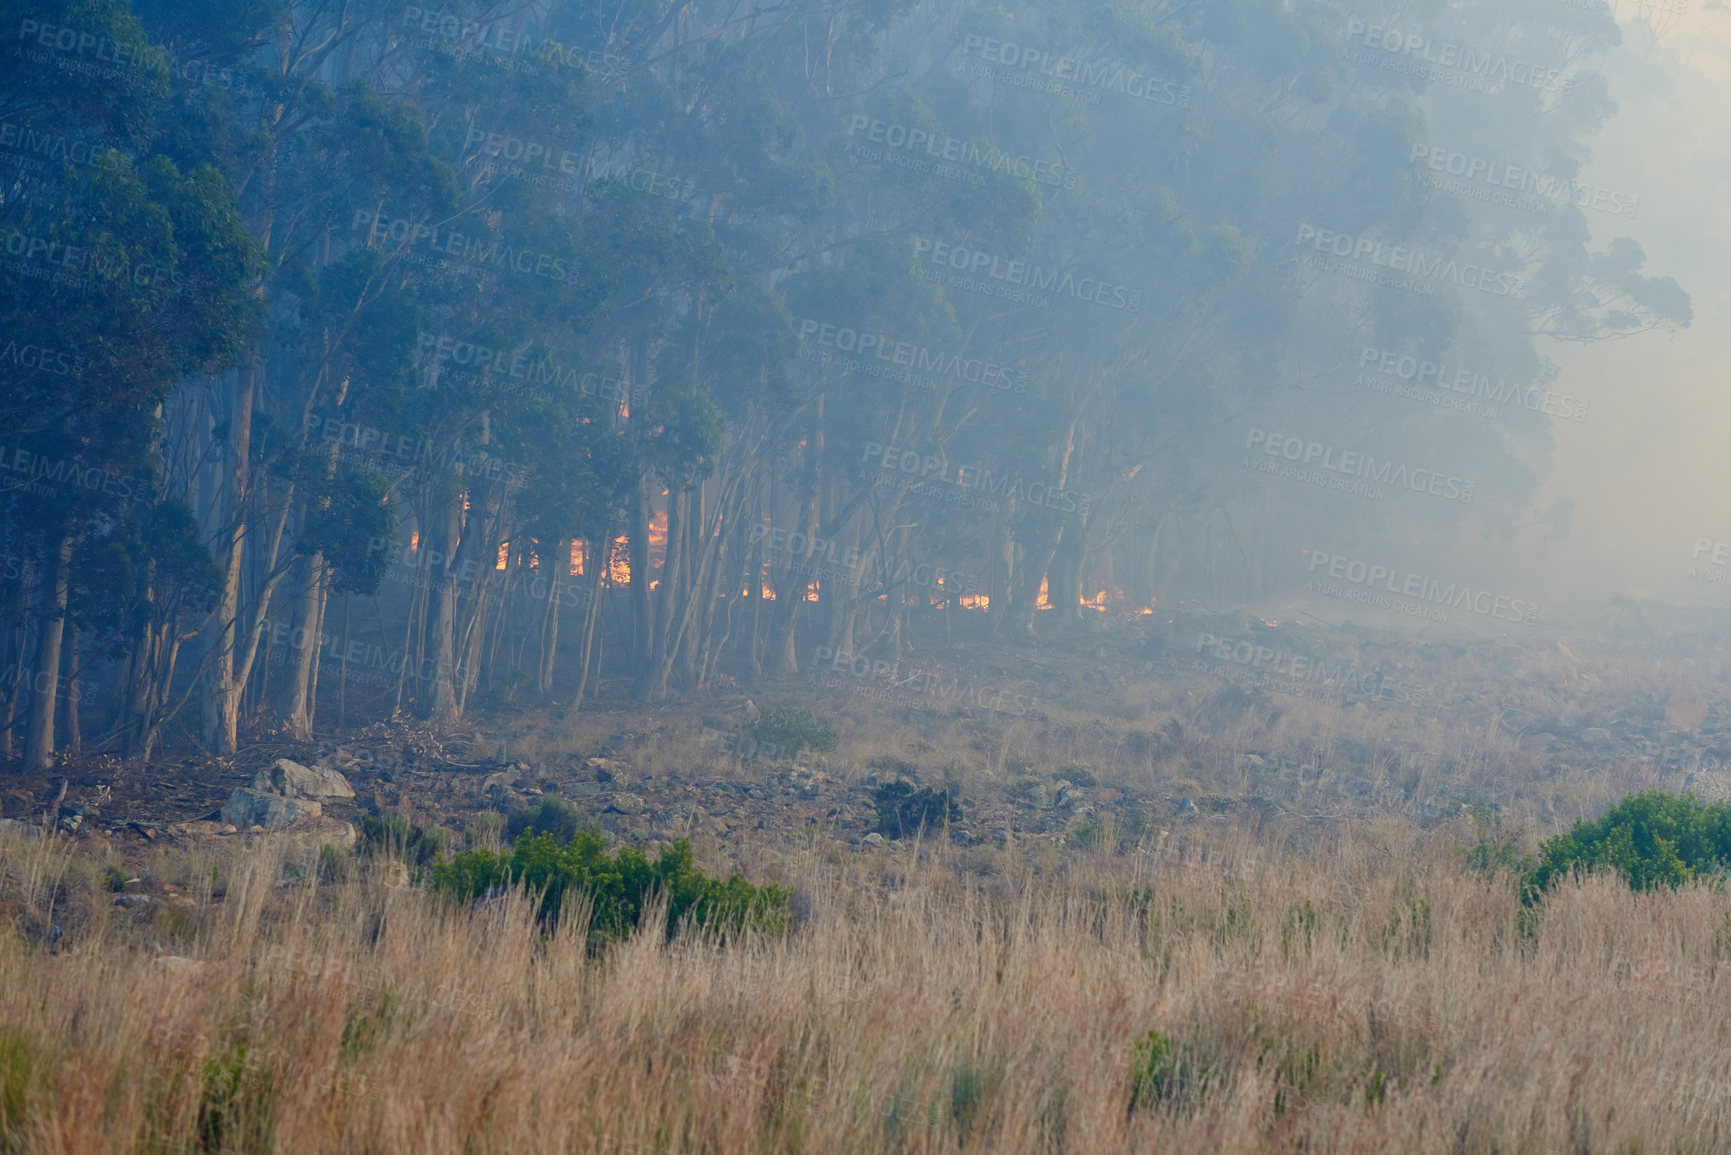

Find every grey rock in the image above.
[602,793,646,816]
[863,832,884,846]
[1684,772,1731,803]
[254,759,354,801]
[221,789,322,830]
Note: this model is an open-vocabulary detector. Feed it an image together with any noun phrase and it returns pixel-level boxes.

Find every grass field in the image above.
[2,813,1729,1154]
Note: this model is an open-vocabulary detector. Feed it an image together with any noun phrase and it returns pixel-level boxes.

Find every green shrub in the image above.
[1056,766,1096,788]
[1524,790,1731,898]
[873,782,960,838]
[746,706,837,757]
[502,797,587,846]
[103,867,127,893]
[431,833,790,943]
[1127,1030,1188,1113]
[359,814,445,867]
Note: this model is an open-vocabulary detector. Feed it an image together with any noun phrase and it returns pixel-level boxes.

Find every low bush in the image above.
[1524,790,1731,896]
[358,814,444,868]
[745,706,837,757]
[502,797,587,846]
[874,782,961,838]
[432,833,791,942]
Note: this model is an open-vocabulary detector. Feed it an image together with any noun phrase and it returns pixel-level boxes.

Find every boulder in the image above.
[601,792,646,816]
[221,789,322,831]
[253,758,354,801]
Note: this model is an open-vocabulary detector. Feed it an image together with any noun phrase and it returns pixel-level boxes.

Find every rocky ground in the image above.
[6,607,1731,878]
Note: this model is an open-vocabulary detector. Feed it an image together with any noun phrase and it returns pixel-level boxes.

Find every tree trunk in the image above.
[278,550,325,739]
[22,533,72,775]
[201,365,254,754]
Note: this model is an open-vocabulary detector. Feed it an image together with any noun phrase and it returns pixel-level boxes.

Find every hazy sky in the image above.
[1539,3,1731,609]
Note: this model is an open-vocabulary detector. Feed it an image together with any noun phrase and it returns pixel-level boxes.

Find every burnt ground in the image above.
[6,605,1731,870]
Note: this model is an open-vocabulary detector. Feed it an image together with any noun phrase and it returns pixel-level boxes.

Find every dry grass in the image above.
[3,819,1731,1153]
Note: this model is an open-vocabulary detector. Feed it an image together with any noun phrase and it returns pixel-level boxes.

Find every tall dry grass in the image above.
[2,819,1730,1153]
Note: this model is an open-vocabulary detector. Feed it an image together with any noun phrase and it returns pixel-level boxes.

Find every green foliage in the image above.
[873,782,961,838]
[1056,766,1096,787]
[1066,822,1105,849]
[197,1038,272,1152]
[1466,808,1536,882]
[1127,1029,1214,1114]
[502,797,587,846]
[0,1027,41,1151]
[432,834,790,943]
[745,706,837,757]
[1524,790,1731,897]
[103,868,127,893]
[358,814,444,868]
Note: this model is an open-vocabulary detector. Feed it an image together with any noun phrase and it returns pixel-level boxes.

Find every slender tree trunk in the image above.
[59,623,80,756]
[22,533,72,775]
[278,550,324,739]
[420,482,465,718]
[201,366,254,754]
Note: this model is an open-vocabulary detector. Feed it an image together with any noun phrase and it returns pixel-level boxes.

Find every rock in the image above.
[1684,772,1731,803]
[178,820,238,837]
[707,817,730,835]
[863,832,884,846]
[221,789,322,831]
[114,893,153,909]
[1582,728,1613,744]
[1056,784,1090,810]
[0,818,29,836]
[55,813,80,834]
[254,759,355,801]
[1175,797,1198,818]
[266,815,358,869]
[602,793,646,816]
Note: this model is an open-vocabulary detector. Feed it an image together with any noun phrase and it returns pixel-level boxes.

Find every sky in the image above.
[1537,2,1731,610]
